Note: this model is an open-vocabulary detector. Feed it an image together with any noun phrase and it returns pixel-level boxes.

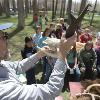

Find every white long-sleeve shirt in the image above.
[0,53,67,100]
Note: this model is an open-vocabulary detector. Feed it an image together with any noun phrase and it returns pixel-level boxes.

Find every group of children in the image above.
[21,17,100,92]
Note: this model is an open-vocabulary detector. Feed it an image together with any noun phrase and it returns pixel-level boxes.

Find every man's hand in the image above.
[80,67,85,72]
[37,46,50,58]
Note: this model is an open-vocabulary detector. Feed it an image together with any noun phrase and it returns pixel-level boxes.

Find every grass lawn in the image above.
[0,13,100,100]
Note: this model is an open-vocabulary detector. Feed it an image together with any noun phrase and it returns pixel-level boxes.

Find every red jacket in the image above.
[79,33,92,43]
[33,15,38,22]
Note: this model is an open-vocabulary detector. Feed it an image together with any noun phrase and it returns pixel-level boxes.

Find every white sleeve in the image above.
[20,59,67,100]
[10,53,40,74]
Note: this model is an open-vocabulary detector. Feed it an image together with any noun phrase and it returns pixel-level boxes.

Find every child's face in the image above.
[45,29,50,36]
[50,25,55,30]
[86,44,93,50]
[37,28,41,33]
[97,36,100,40]
[60,20,64,24]
[26,41,33,47]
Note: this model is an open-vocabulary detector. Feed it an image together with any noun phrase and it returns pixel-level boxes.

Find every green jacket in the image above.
[78,46,97,68]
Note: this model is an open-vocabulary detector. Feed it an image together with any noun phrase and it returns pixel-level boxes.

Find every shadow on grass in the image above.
[27,21,33,26]
[9,27,23,39]
[91,25,100,29]
[0,16,11,19]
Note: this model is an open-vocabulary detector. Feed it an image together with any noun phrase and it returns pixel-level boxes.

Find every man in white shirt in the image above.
[0,30,76,100]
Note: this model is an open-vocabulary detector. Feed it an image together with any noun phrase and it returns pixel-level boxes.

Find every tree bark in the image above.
[60,0,64,17]
[17,0,25,29]
[67,0,72,25]
[32,0,38,21]
[62,0,66,17]
[79,0,87,15]
[44,0,47,12]
[90,0,97,26]
[25,0,29,17]
[0,2,3,16]
[4,0,10,17]
[78,0,87,27]
[52,0,55,21]
[54,0,58,16]
[12,0,16,13]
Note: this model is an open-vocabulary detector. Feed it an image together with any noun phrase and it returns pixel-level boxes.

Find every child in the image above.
[21,36,37,84]
[78,41,97,80]
[79,28,92,43]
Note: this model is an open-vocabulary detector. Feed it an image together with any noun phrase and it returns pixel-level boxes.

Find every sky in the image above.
[73,0,99,3]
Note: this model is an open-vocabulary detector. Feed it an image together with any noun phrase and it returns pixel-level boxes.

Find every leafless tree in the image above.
[17,0,25,29]
[52,0,55,21]
[4,0,10,17]
[54,0,58,16]
[90,0,98,26]
[0,2,3,16]
[67,0,72,24]
[44,0,47,12]
[25,0,29,17]
[62,0,66,17]
[79,0,87,15]
[32,0,38,21]
[12,0,16,13]
[60,0,64,17]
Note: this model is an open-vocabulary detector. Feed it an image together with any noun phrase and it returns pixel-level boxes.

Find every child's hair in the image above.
[56,23,62,29]
[84,28,90,33]
[49,23,55,27]
[25,36,32,43]
[60,18,64,22]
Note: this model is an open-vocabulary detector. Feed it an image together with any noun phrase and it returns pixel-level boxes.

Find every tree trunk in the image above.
[29,0,32,13]
[44,0,47,12]
[79,0,87,15]
[60,0,64,17]
[54,0,58,16]
[4,0,10,17]
[12,0,16,13]
[25,0,29,17]
[32,0,38,21]
[90,0,97,26]
[62,0,66,17]
[52,0,55,21]
[67,0,72,24]
[78,0,87,27]
[0,2,3,16]
[17,0,25,29]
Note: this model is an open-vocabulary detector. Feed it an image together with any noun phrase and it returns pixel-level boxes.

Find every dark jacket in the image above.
[78,46,97,68]
[21,46,37,59]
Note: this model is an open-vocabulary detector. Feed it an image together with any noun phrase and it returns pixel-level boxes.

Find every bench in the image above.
[69,82,83,97]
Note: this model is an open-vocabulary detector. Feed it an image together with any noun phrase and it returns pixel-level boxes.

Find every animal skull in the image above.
[42,37,60,58]
[40,37,85,58]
